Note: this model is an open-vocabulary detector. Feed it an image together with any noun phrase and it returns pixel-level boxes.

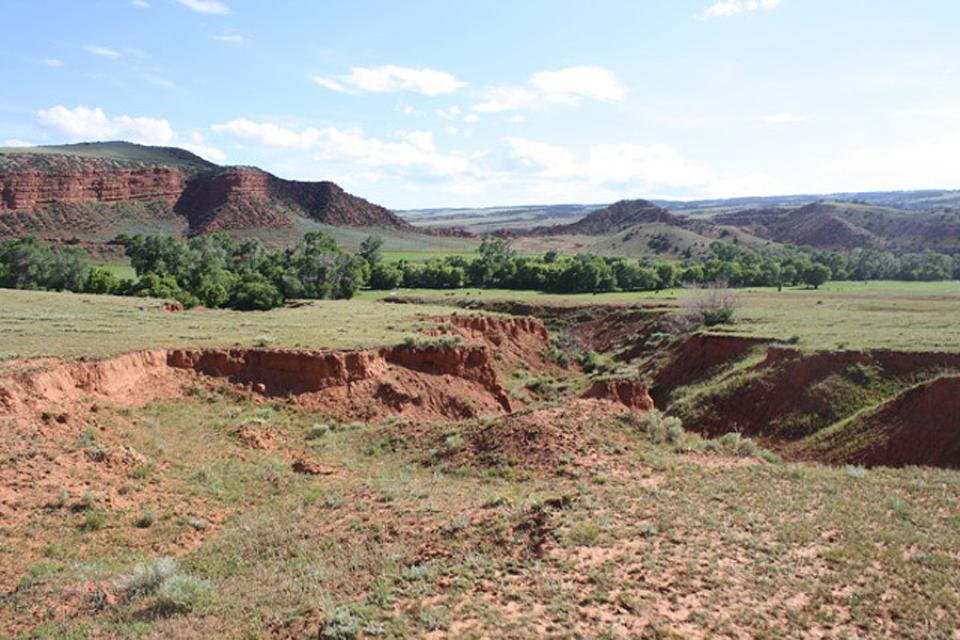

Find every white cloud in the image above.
[211,118,308,147]
[86,45,122,58]
[505,136,783,197]
[142,74,177,90]
[212,118,477,177]
[817,132,960,192]
[436,106,462,120]
[131,0,150,7]
[37,105,176,145]
[43,58,63,67]
[473,65,625,112]
[176,0,230,14]
[699,0,781,19]
[464,114,480,123]
[902,106,960,122]
[313,65,466,96]
[762,112,809,124]
[530,65,627,104]
[213,34,245,43]
[180,142,226,162]
[2,139,35,148]
[473,87,539,113]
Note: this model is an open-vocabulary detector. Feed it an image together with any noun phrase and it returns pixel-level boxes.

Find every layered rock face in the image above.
[0,166,188,211]
[0,144,418,239]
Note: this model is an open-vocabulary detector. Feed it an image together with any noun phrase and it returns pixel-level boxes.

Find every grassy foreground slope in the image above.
[4,392,960,637]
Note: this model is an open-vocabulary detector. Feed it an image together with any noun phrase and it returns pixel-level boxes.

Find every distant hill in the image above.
[527,199,680,235]
[717,201,960,252]
[499,199,773,259]
[0,141,434,244]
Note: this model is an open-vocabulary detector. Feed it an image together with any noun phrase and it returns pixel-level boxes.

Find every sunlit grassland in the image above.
[0,288,466,366]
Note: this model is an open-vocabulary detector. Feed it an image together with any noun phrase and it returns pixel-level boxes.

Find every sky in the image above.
[2,0,959,209]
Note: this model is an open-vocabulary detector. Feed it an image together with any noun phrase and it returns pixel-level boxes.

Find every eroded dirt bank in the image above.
[0,315,560,424]
[652,333,960,467]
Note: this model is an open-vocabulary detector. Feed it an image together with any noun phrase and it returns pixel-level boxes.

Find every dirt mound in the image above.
[0,142,429,239]
[424,314,553,368]
[421,399,644,475]
[580,378,654,412]
[811,376,960,468]
[0,350,194,418]
[528,199,681,236]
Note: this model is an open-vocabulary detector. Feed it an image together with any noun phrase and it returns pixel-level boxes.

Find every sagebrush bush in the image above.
[113,557,211,612]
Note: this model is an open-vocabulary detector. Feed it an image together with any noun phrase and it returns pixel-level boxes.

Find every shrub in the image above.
[155,573,210,613]
[134,507,156,529]
[113,557,210,613]
[633,410,685,445]
[322,606,362,640]
[306,423,331,440]
[114,557,177,598]
[80,511,107,531]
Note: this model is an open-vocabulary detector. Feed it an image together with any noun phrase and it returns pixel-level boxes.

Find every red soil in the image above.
[651,333,773,403]
[653,334,960,466]
[580,378,654,412]
[815,375,960,468]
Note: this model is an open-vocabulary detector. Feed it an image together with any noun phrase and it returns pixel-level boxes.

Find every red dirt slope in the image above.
[812,376,960,468]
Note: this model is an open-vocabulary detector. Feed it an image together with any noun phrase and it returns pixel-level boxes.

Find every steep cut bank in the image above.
[0,142,441,240]
[807,375,960,467]
[0,315,554,423]
[653,333,960,468]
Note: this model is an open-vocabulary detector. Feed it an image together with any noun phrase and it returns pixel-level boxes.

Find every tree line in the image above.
[1,233,957,310]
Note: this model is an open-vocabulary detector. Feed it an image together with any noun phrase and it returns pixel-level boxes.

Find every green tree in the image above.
[802,263,831,289]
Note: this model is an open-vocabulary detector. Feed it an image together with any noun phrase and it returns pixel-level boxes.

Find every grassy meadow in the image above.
[0,289,467,368]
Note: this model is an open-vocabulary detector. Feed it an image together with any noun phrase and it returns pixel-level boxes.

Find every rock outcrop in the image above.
[0,141,422,239]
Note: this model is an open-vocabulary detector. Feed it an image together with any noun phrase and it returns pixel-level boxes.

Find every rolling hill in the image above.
[717,201,960,252]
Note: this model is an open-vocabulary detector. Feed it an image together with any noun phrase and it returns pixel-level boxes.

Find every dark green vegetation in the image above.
[4,232,957,313]
[0,232,369,310]
[383,237,958,294]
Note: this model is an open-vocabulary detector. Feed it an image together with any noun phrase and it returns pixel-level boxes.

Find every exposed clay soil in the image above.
[652,333,960,467]
[812,375,960,467]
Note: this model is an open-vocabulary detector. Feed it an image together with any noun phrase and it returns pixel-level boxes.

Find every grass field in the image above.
[0,289,466,367]
[364,280,960,352]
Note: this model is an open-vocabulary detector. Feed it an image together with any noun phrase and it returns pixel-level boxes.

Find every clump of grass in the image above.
[134,506,156,529]
[846,465,867,479]
[567,520,602,546]
[80,510,107,531]
[322,605,362,640]
[401,334,464,349]
[252,335,276,348]
[629,409,685,445]
[306,422,331,440]
[113,557,211,613]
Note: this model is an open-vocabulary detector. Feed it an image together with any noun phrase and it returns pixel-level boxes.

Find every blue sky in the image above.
[2,0,959,208]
